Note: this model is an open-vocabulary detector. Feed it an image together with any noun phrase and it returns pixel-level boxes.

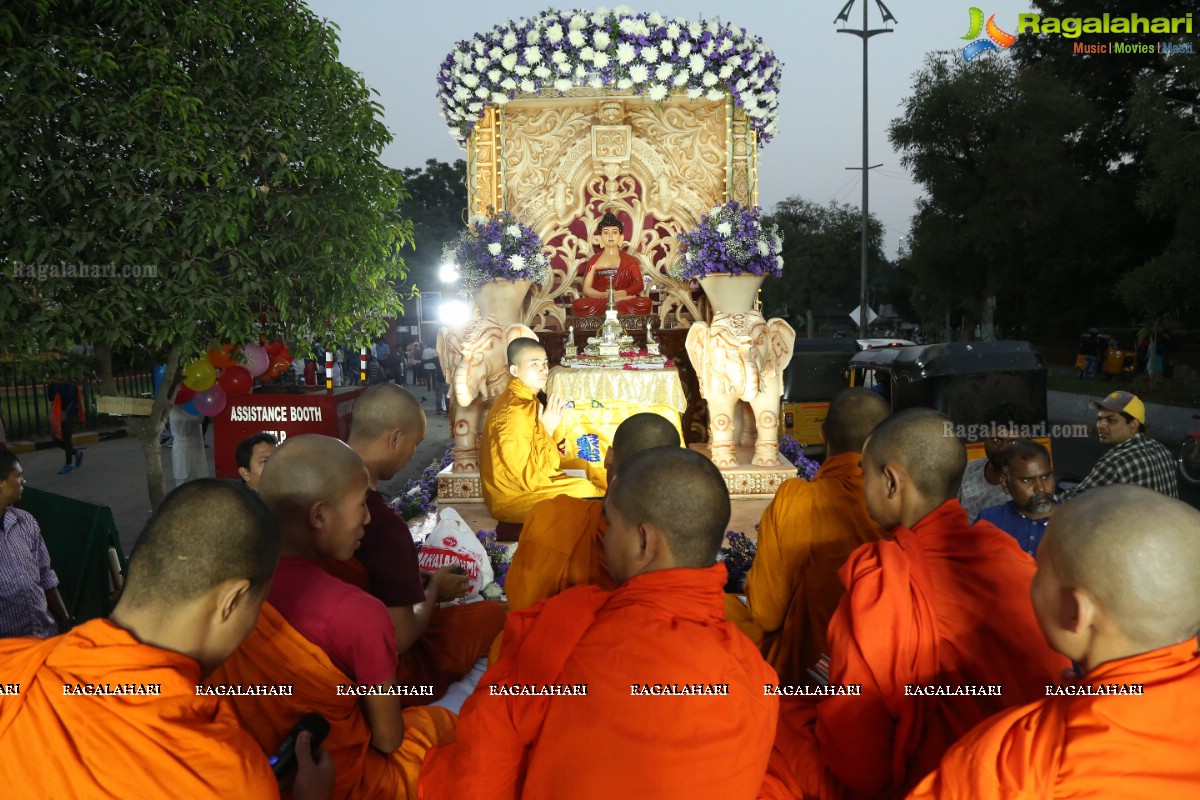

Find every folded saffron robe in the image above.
[505,495,614,612]
[480,377,602,524]
[209,603,455,800]
[740,453,887,684]
[420,565,778,799]
[0,619,278,799]
[771,500,1070,799]
[907,639,1200,799]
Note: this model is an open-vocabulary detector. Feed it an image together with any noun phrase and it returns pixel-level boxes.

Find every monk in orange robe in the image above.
[421,447,779,799]
[480,337,602,524]
[571,211,652,317]
[772,409,1070,799]
[909,485,1200,799]
[345,384,504,702]
[504,411,681,611]
[730,387,889,684]
[211,436,455,800]
[0,480,332,800]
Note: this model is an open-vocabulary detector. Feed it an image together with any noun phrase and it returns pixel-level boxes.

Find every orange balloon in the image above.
[266,355,291,380]
[206,344,236,369]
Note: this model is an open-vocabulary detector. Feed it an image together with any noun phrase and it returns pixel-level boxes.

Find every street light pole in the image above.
[835,0,896,339]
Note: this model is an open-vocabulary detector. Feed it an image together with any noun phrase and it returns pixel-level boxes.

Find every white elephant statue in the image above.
[685,311,796,467]
[437,317,535,472]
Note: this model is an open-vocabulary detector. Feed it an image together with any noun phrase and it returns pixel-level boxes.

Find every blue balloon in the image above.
[152,364,168,397]
[179,399,200,416]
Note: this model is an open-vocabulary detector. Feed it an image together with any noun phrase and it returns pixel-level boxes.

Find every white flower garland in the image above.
[437,7,782,145]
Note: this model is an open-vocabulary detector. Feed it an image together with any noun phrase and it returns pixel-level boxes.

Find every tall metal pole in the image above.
[835,1,896,339]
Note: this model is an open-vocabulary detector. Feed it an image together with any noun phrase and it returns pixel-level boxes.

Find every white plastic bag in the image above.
[417,507,494,598]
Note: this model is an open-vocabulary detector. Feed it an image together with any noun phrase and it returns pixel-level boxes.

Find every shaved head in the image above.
[507,336,544,366]
[823,388,890,455]
[1042,485,1200,649]
[259,435,368,526]
[121,480,278,608]
[610,413,682,470]
[864,408,966,501]
[609,447,730,567]
[349,383,425,444]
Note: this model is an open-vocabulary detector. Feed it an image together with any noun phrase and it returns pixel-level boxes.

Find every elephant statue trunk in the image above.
[685,311,796,469]
[438,318,536,473]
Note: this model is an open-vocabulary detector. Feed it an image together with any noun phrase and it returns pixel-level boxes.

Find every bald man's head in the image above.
[610,413,682,472]
[259,435,368,528]
[1036,485,1200,654]
[823,388,890,455]
[120,480,278,609]
[607,447,730,571]
[864,408,966,501]
[349,383,425,445]
[507,336,544,366]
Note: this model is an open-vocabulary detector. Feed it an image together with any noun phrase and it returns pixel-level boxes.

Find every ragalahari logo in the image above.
[961,7,1017,61]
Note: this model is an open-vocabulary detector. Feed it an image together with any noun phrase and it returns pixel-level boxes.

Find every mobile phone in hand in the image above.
[269,712,330,778]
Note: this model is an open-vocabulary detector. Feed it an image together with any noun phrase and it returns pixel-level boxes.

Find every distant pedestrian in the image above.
[411,341,425,387]
[168,405,211,488]
[45,377,85,474]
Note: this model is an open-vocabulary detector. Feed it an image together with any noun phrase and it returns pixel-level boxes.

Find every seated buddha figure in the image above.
[570,212,652,317]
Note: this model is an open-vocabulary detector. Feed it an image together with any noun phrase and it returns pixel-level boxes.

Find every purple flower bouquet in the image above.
[674,201,784,281]
[442,208,551,296]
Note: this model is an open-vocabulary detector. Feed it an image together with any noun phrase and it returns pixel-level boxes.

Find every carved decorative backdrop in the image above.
[467,92,758,332]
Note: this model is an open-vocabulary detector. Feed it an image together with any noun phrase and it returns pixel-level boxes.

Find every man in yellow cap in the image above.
[1061,391,1177,499]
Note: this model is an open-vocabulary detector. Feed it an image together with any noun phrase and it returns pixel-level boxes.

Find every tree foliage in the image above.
[761,197,885,332]
[0,0,410,504]
[395,159,468,294]
[889,52,1104,338]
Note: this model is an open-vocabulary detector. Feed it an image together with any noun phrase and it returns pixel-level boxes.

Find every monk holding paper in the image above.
[480,337,601,524]
[909,485,1200,798]
[421,447,778,799]
[345,384,504,703]
[0,480,332,800]
[771,409,1069,798]
[211,436,454,800]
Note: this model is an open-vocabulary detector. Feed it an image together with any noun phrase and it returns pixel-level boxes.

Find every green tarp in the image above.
[18,486,127,622]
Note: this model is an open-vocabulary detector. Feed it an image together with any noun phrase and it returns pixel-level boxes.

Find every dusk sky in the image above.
[301,2,1043,257]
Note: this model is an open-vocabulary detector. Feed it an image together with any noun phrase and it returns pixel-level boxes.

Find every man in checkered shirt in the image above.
[0,451,72,637]
[1060,391,1178,500]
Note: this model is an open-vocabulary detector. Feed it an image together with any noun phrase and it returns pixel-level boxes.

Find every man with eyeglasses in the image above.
[978,441,1056,557]
[0,451,72,638]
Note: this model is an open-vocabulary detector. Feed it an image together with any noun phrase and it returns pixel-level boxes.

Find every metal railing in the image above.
[0,364,155,441]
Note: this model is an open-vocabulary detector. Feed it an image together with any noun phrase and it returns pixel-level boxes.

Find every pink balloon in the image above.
[243,344,270,377]
[193,384,228,416]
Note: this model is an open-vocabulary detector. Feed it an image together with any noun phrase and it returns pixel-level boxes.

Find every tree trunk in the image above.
[980,294,997,342]
[97,345,181,511]
[805,309,815,339]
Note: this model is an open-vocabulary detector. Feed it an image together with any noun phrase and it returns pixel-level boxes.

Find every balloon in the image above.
[207,344,236,369]
[182,358,217,391]
[243,344,270,377]
[265,340,286,358]
[152,364,168,397]
[193,384,227,416]
[218,364,253,396]
[266,355,291,380]
[178,399,200,416]
[174,385,196,405]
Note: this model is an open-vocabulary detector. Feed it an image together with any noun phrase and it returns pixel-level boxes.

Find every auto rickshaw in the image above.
[1074,330,1135,379]
[778,336,859,450]
[849,341,1052,462]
